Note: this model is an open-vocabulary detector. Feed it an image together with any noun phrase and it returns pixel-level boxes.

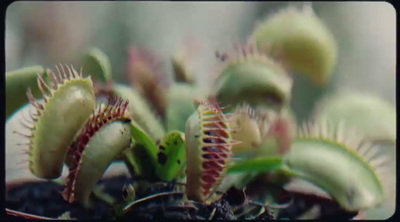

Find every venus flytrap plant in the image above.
[9,62,162,207]
[6,4,395,219]
[228,103,296,157]
[11,63,141,206]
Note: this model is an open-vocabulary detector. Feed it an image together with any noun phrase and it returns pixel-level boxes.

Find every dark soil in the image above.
[276,191,358,220]
[6,176,132,219]
[6,175,356,220]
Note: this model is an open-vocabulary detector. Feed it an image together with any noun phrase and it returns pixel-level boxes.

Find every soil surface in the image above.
[6,175,357,220]
[6,176,132,219]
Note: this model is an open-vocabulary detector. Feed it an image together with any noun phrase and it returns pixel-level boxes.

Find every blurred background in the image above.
[5,1,396,219]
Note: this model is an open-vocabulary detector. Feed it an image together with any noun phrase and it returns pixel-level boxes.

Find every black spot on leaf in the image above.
[158,152,168,165]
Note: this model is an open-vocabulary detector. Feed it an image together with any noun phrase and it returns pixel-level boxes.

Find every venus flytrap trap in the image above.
[213,45,293,111]
[283,119,391,211]
[16,65,96,179]
[251,4,337,86]
[62,97,132,204]
[185,96,238,203]
[6,66,48,119]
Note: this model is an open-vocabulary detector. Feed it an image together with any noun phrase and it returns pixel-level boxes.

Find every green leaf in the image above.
[125,120,158,179]
[228,156,283,173]
[155,131,187,181]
